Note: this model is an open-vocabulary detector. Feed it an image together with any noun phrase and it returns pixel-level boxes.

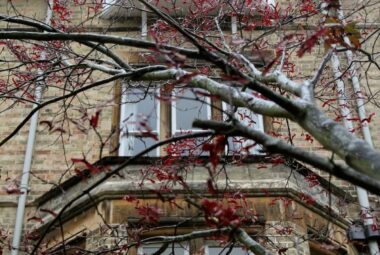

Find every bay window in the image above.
[118,85,264,157]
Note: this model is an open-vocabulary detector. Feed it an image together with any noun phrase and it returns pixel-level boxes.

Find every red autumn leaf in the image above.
[90,109,101,128]
[136,205,163,225]
[297,28,326,57]
[304,134,314,143]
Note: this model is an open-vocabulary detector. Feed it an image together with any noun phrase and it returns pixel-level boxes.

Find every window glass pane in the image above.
[235,108,260,129]
[227,136,263,155]
[175,89,208,131]
[170,136,211,156]
[224,106,264,155]
[126,136,158,157]
[126,88,158,131]
[140,243,189,255]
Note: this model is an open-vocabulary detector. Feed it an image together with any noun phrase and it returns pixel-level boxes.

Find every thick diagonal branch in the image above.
[193,119,380,195]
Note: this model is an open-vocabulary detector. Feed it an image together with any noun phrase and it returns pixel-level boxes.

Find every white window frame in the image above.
[171,88,212,136]
[137,242,190,255]
[119,84,160,157]
[222,102,264,155]
[169,88,212,156]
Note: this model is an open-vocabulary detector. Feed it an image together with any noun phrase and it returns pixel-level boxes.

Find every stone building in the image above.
[0,0,379,254]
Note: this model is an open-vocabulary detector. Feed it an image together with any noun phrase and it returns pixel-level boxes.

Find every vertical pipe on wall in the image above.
[11,1,53,254]
[331,52,379,254]
[330,2,379,253]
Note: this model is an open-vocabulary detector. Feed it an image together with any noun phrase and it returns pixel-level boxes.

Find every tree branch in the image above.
[193,119,380,195]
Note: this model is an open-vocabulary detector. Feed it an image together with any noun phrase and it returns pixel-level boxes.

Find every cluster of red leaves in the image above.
[275,226,293,235]
[135,205,163,225]
[202,135,227,169]
[202,199,241,227]
[300,0,318,14]
[149,166,184,183]
[53,0,72,22]
[301,133,314,143]
[299,193,316,205]
[297,28,326,57]
[304,173,320,188]
[298,20,361,57]
[166,132,207,157]
[149,20,178,45]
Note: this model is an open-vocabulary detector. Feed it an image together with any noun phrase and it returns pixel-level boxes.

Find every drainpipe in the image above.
[331,51,379,255]
[341,45,380,255]
[11,1,53,254]
[330,2,380,254]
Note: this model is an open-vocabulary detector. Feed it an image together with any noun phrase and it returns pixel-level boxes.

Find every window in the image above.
[138,243,190,255]
[119,86,159,157]
[118,86,264,157]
